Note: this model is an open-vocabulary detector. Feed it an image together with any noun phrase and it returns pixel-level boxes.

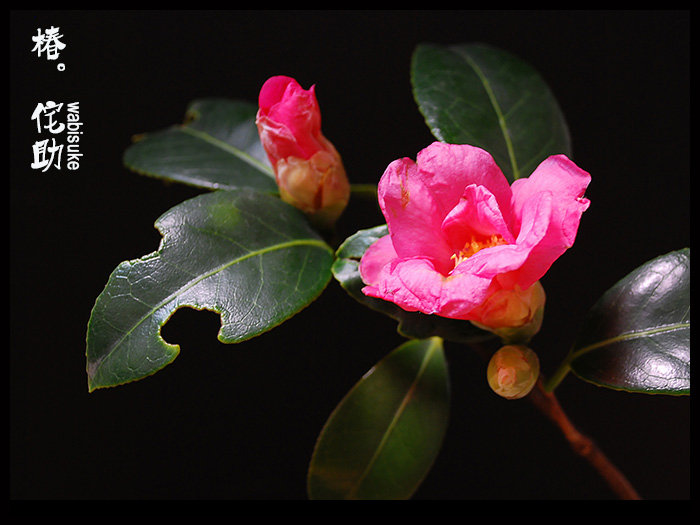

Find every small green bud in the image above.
[486,345,540,400]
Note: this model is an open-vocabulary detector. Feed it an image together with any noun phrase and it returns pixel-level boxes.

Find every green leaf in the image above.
[123,98,277,191]
[332,225,492,344]
[569,249,690,395]
[307,337,449,500]
[86,190,333,392]
[411,43,571,182]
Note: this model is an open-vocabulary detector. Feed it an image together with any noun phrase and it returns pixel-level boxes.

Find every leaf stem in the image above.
[350,183,378,199]
[542,353,573,393]
[528,378,642,500]
[543,319,692,394]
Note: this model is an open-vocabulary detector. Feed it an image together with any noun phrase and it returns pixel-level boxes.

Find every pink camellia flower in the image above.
[359,142,590,336]
[256,75,350,227]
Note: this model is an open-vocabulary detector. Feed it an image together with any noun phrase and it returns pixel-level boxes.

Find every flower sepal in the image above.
[275,149,349,230]
[469,281,546,344]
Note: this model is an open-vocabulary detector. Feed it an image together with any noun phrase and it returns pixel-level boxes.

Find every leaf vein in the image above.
[180,126,274,178]
[571,322,690,360]
[95,238,328,374]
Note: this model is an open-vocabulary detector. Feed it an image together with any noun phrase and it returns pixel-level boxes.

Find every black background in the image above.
[11,10,689,500]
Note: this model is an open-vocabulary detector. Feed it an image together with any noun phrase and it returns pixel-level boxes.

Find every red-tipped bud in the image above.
[256,76,350,228]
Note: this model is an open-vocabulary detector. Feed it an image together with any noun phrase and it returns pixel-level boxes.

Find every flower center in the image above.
[451,234,507,267]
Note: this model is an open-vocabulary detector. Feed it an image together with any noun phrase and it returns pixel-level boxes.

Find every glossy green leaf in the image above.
[123,98,277,191]
[411,43,571,182]
[86,190,333,391]
[332,225,492,343]
[307,337,449,500]
[569,249,690,394]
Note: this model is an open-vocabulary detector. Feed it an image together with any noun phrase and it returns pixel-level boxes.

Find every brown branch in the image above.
[528,379,642,500]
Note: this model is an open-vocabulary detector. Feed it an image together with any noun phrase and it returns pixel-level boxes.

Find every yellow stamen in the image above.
[451,234,507,267]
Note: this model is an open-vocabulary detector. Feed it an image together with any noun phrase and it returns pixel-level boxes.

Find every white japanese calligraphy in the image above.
[31,101,65,134]
[31,26,66,61]
[31,138,64,172]
[30,101,82,171]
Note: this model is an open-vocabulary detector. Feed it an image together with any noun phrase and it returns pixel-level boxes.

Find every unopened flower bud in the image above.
[470,281,546,344]
[256,76,350,228]
[486,345,540,400]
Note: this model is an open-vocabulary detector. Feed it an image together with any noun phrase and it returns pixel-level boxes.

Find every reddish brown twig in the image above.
[528,379,642,500]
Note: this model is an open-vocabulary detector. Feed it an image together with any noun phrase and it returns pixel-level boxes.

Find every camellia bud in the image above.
[486,345,540,400]
[256,75,350,229]
[470,281,546,344]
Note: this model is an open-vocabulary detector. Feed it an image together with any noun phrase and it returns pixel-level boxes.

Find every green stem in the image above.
[543,353,573,393]
[350,183,378,199]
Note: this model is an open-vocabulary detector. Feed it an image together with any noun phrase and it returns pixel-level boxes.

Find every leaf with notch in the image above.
[86,189,333,392]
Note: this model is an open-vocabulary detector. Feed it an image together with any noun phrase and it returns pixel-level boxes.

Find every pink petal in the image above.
[258,76,297,113]
[453,243,528,282]
[256,114,303,163]
[449,191,553,290]
[377,143,514,275]
[510,155,591,243]
[362,255,494,319]
[441,183,516,252]
[509,190,557,288]
[378,158,455,273]
[436,271,497,320]
[510,155,591,288]
[257,76,323,160]
[362,257,446,314]
[416,142,513,224]
[359,235,397,285]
